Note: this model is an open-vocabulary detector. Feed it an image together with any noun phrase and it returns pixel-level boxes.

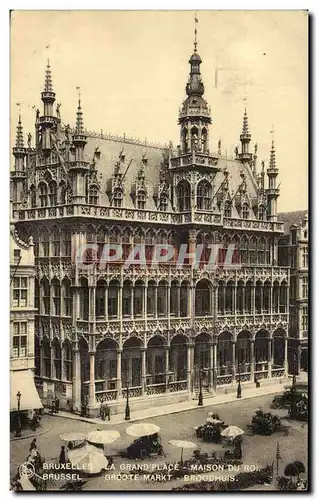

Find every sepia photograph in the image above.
[9,10,308,492]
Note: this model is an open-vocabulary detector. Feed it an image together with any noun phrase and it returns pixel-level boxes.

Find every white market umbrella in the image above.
[87,430,120,445]
[221,426,245,439]
[68,443,108,475]
[59,432,87,442]
[168,439,199,464]
[126,423,160,438]
[206,418,223,424]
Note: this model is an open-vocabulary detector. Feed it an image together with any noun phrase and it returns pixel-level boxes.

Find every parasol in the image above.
[221,426,245,439]
[87,430,120,445]
[168,439,199,464]
[126,423,160,438]
[68,443,108,475]
[59,432,87,442]
[206,417,223,424]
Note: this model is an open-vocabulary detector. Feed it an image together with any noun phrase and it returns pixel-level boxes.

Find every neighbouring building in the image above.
[10,32,290,416]
[10,219,42,426]
[278,211,308,373]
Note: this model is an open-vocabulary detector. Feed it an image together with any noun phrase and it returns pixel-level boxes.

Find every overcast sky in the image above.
[10,10,308,212]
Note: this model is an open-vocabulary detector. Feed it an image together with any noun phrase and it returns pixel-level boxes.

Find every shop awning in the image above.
[10,370,43,411]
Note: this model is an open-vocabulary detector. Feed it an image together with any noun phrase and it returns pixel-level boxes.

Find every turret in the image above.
[39,61,58,152]
[11,114,27,207]
[238,107,253,162]
[266,139,280,222]
[178,16,211,154]
[69,91,89,203]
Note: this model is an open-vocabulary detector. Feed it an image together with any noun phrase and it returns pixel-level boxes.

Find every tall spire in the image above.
[15,114,24,148]
[75,87,84,135]
[44,59,54,93]
[242,107,249,135]
[194,12,198,53]
[269,139,276,169]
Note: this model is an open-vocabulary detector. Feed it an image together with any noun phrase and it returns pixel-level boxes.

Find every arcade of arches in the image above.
[36,328,288,412]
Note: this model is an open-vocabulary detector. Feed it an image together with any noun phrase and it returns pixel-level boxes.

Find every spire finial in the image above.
[15,103,24,148]
[241,98,249,135]
[44,59,54,93]
[194,12,198,52]
[75,87,84,134]
[269,127,276,169]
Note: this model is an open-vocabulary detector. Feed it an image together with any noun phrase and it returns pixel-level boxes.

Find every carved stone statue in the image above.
[56,102,61,117]
[36,108,40,120]
[234,146,239,156]
[27,133,32,148]
[65,124,70,141]
[261,160,265,171]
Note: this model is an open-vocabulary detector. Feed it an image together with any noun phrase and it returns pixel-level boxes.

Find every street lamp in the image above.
[16,391,22,437]
[198,367,203,406]
[124,371,130,421]
[237,363,242,399]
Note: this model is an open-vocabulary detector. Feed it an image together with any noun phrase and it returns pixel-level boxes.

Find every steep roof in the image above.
[278,210,308,234]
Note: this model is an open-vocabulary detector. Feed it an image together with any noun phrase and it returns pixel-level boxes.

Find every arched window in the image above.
[52,339,62,380]
[190,126,198,151]
[39,183,48,207]
[64,340,72,381]
[201,128,207,152]
[137,190,146,209]
[176,180,191,211]
[257,237,266,264]
[224,201,232,218]
[159,194,168,212]
[113,188,123,208]
[62,279,72,317]
[30,185,36,208]
[181,128,188,153]
[240,236,248,264]
[88,185,99,205]
[49,181,57,206]
[249,237,257,264]
[52,227,60,257]
[52,279,61,316]
[242,203,249,219]
[258,205,265,220]
[197,180,212,210]
[59,182,66,205]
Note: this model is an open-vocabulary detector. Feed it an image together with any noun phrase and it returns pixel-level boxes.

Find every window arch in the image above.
[39,182,48,207]
[224,201,232,218]
[176,180,191,211]
[159,194,168,212]
[181,128,188,153]
[113,188,123,208]
[258,205,265,220]
[30,185,36,208]
[190,126,199,151]
[48,181,57,206]
[88,185,99,205]
[137,190,146,210]
[197,180,212,210]
[242,203,249,219]
[201,127,207,153]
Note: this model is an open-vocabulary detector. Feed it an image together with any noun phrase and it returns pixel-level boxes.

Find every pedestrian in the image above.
[59,446,67,465]
[104,403,110,421]
[100,403,105,421]
[29,438,37,452]
[55,398,60,414]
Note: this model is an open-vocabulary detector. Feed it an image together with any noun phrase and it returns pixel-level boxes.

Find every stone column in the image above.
[187,343,192,392]
[250,340,255,381]
[267,339,272,377]
[208,341,213,391]
[233,283,237,318]
[232,341,236,380]
[177,285,181,317]
[252,284,256,317]
[105,287,108,321]
[61,345,65,381]
[165,346,170,392]
[118,285,123,319]
[213,342,217,388]
[154,286,158,319]
[116,349,122,398]
[284,337,288,376]
[166,285,170,318]
[242,287,245,314]
[130,286,134,318]
[72,348,81,412]
[297,344,301,374]
[88,351,96,412]
[141,348,146,395]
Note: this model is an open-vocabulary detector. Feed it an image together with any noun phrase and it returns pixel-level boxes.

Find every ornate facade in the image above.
[10,37,290,415]
[278,211,308,373]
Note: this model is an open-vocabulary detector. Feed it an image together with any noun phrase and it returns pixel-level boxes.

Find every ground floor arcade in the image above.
[35,328,291,414]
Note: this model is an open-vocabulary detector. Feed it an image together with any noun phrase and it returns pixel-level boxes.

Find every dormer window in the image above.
[137,190,146,210]
[224,201,232,218]
[197,180,211,210]
[159,194,168,212]
[88,186,99,205]
[242,203,249,219]
[113,188,123,208]
[177,180,191,211]
[258,205,265,220]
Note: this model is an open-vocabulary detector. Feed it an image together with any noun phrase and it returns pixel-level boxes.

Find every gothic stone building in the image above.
[10,42,290,415]
[278,211,308,373]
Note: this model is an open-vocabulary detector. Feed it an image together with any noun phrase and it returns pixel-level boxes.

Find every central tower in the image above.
[178,19,212,154]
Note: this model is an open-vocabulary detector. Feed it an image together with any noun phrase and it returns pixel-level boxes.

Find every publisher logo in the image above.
[19,462,35,479]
